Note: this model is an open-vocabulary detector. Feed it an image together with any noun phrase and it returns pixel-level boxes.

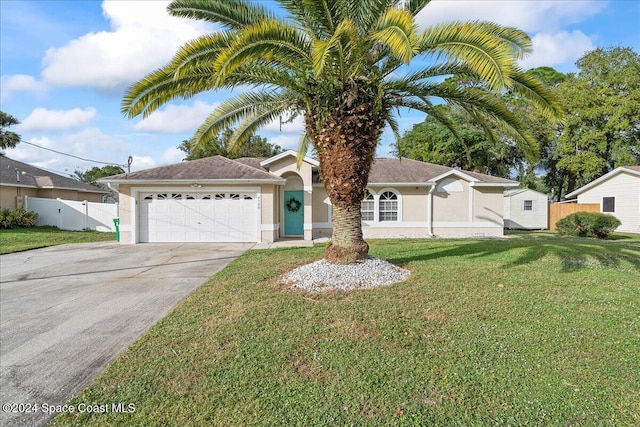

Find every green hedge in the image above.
[0,207,39,229]
[556,211,621,239]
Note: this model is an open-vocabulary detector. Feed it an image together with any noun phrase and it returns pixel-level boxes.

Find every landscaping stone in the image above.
[281,256,411,292]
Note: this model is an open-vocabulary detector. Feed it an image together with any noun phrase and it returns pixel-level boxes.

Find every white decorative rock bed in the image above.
[281,256,411,293]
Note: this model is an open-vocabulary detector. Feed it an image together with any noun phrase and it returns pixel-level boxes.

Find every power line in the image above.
[19,139,128,167]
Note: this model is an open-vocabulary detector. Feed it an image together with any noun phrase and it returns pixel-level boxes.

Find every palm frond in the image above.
[122,67,216,118]
[190,91,290,146]
[369,7,419,64]
[228,104,295,154]
[169,33,232,79]
[418,21,528,91]
[406,0,433,16]
[511,70,566,122]
[296,133,312,168]
[278,0,337,38]
[312,19,358,76]
[213,20,312,84]
[168,0,275,29]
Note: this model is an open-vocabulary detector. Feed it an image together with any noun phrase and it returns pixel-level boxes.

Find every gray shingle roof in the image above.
[0,156,107,193]
[100,155,517,185]
[368,157,517,184]
[103,155,284,182]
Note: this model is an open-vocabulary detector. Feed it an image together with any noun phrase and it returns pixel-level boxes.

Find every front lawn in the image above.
[0,226,116,254]
[52,234,639,426]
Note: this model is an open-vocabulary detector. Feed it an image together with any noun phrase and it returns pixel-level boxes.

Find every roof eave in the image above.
[367,182,436,187]
[566,167,640,198]
[100,178,286,185]
[470,182,519,187]
[0,182,107,193]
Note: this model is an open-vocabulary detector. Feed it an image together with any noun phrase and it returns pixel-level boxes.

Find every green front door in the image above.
[284,190,304,236]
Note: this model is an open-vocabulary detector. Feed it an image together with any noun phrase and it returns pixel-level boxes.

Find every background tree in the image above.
[178,129,283,160]
[551,47,640,198]
[74,165,125,185]
[122,0,562,263]
[396,105,522,177]
[1,111,21,151]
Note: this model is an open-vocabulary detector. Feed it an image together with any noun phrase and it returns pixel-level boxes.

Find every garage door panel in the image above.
[139,192,257,243]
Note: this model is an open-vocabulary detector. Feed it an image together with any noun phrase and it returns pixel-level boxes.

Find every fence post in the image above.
[83,200,88,230]
[24,195,29,210]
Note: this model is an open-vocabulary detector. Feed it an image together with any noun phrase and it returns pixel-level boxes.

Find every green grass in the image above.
[52,233,640,426]
[0,226,116,254]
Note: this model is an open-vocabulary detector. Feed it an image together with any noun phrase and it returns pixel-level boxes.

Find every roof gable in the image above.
[565,166,640,198]
[260,150,319,168]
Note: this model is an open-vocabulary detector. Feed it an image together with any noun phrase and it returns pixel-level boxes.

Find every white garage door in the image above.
[139,192,258,242]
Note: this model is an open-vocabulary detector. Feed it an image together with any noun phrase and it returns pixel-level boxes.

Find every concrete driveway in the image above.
[0,241,252,427]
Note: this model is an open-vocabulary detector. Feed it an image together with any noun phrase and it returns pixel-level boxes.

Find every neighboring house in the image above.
[565,166,640,233]
[0,157,108,210]
[100,151,518,244]
[503,188,549,230]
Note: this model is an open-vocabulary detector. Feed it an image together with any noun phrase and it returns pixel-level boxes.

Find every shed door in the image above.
[139,192,258,242]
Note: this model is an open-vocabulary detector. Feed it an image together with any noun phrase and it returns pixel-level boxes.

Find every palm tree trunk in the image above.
[305,85,386,263]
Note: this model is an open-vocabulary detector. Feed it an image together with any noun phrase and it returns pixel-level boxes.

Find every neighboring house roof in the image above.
[101,155,286,184]
[504,188,549,197]
[565,166,640,198]
[99,153,518,187]
[0,156,107,193]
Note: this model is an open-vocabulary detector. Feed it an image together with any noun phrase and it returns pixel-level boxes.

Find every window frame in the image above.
[602,197,615,213]
[378,190,399,222]
[361,189,375,222]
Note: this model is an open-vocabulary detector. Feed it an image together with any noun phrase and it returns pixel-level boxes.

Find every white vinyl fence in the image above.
[24,196,119,232]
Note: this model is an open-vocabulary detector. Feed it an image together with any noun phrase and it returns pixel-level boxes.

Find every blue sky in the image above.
[1,0,639,176]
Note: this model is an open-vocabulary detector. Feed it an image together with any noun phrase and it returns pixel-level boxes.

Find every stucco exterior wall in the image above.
[312,186,331,224]
[260,184,278,243]
[433,179,469,222]
[473,187,504,224]
[575,172,640,233]
[1,186,37,209]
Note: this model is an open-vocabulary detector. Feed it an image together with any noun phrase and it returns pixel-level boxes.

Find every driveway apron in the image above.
[0,241,251,427]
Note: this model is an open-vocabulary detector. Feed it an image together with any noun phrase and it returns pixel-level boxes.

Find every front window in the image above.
[523,200,533,211]
[379,191,398,221]
[361,189,375,221]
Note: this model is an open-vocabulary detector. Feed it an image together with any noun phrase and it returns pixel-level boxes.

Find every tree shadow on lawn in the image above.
[385,235,640,273]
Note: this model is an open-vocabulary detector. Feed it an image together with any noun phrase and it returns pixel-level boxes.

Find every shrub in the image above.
[0,207,39,229]
[556,211,621,239]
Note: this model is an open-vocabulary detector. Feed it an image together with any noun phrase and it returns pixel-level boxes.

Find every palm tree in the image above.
[122,0,563,264]
[1,111,21,150]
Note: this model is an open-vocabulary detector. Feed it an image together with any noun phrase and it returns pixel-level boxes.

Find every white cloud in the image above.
[5,129,134,176]
[268,133,303,151]
[19,107,97,132]
[160,147,185,165]
[132,100,220,133]
[416,0,607,32]
[0,74,48,102]
[262,115,305,133]
[520,31,595,69]
[40,1,213,92]
[130,156,156,171]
